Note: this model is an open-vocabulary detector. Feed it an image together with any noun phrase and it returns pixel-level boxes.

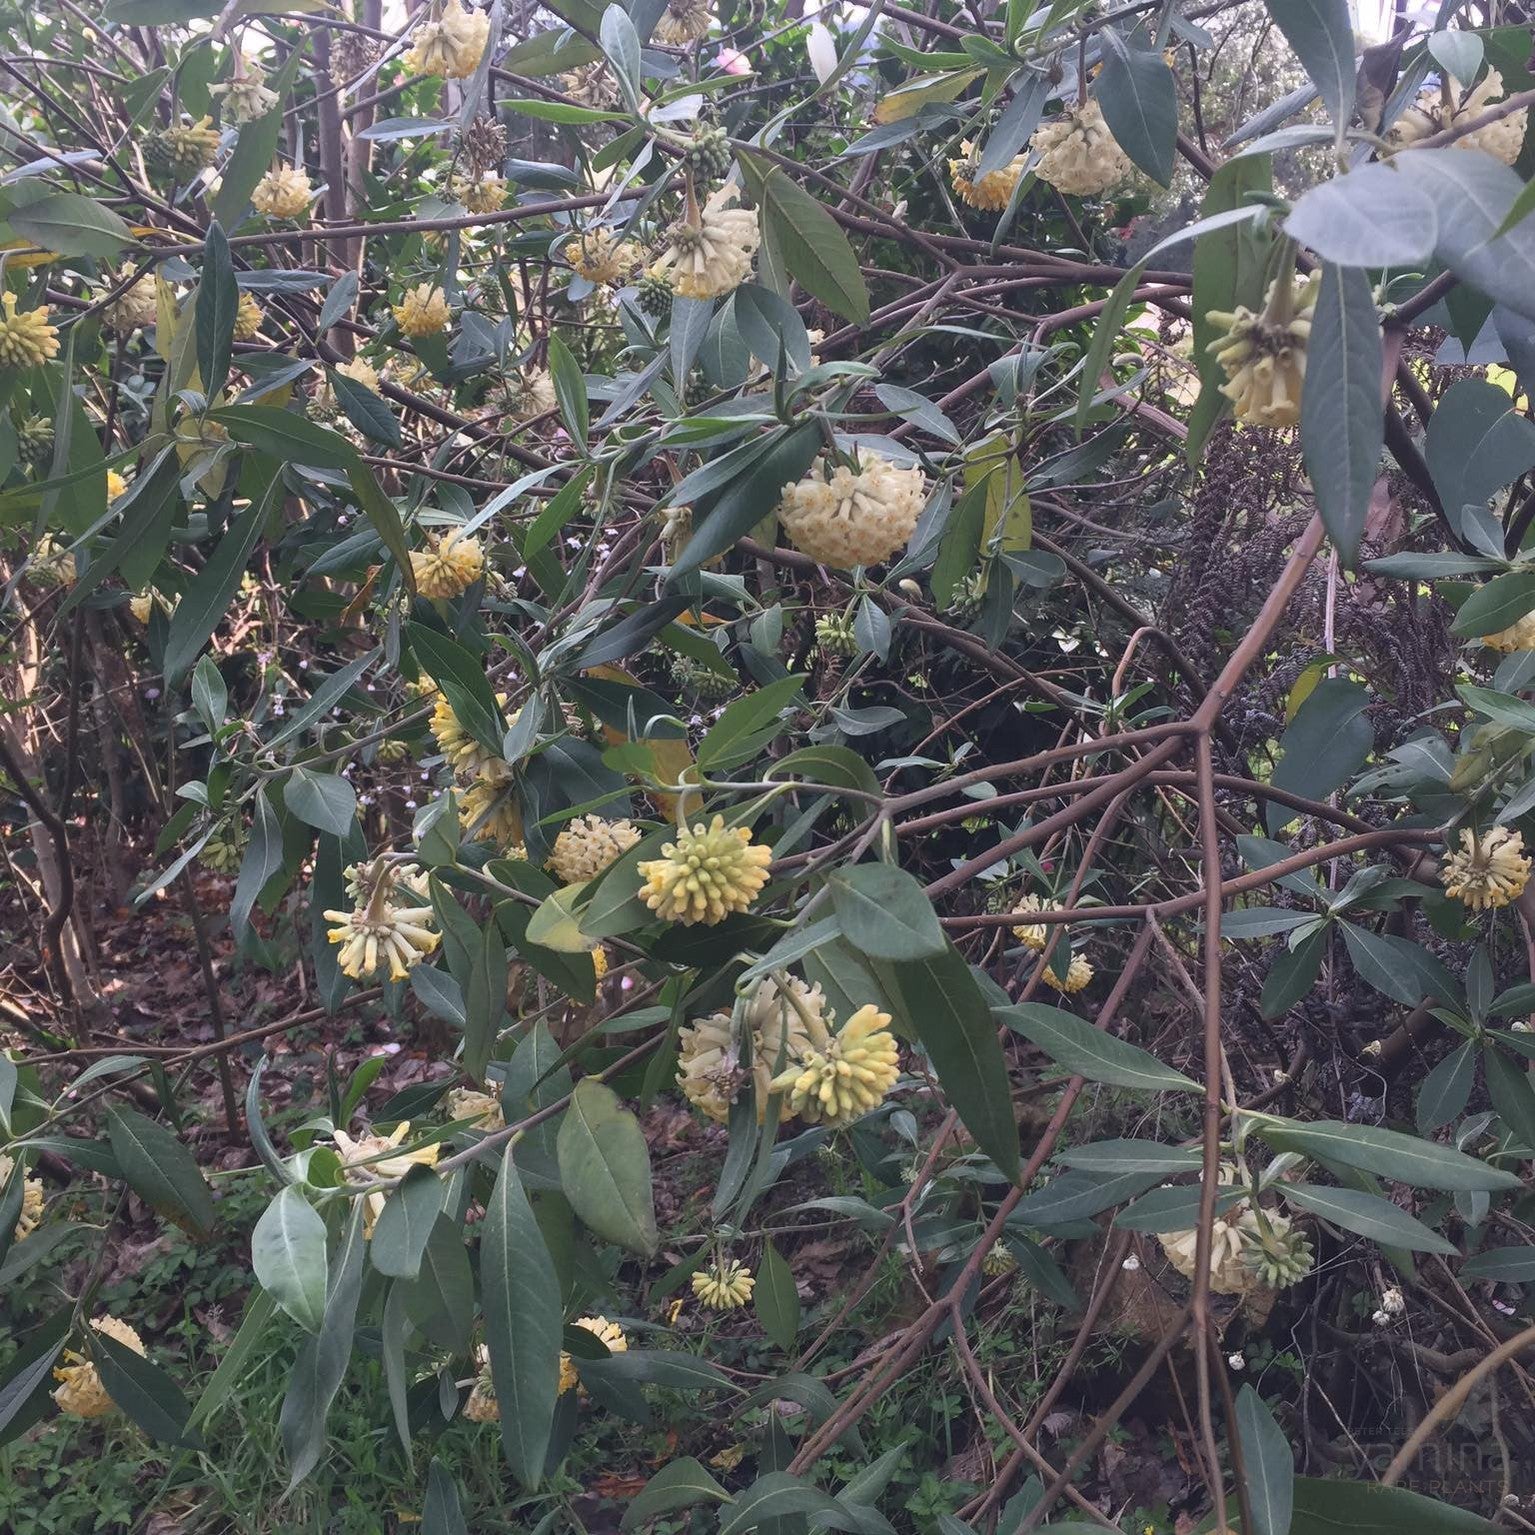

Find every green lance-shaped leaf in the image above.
[1095,30,1177,187]
[1281,1183,1457,1255]
[370,1164,446,1281]
[754,1239,800,1352]
[1256,1116,1520,1192]
[1264,0,1355,136]
[1235,1384,1294,1535]
[1301,263,1382,566]
[195,220,237,400]
[556,1079,659,1254]
[89,1329,201,1448]
[828,863,946,961]
[482,1152,562,1488]
[251,1186,329,1331]
[106,1106,216,1237]
[621,1458,731,1530]
[997,1003,1200,1094]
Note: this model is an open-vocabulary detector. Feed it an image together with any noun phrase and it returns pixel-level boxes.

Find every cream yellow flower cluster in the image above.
[102,269,158,336]
[1389,67,1529,164]
[446,1086,504,1130]
[665,206,760,300]
[233,291,265,341]
[770,1004,900,1126]
[52,1317,146,1418]
[949,140,1027,211]
[1481,612,1535,652]
[639,814,772,925]
[1205,275,1318,429]
[324,860,442,981]
[566,229,641,286]
[211,57,277,124]
[411,531,485,598]
[492,367,557,424]
[333,1121,441,1234]
[776,454,927,569]
[562,60,620,109]
[403,3,491,80]
[1030,100,1132,197]
[677,976,822,1122]
[430,690,511,782]
[394,283,452,338]
[251,164,314,219]
[1043,953,1093,994]
[463,1343,499,1421]
[655,0,712,45]
[692,1257,754,1309]
[1010,893,1055,952]
[1159,1199,1312,1295]
[0,1152,43,1240]
[0,294,60,369]
[454,172,508,216]
[550,814,643,885]
[1441,826,1532,911]
[559,1315,627,1394]
[458,778,523,846]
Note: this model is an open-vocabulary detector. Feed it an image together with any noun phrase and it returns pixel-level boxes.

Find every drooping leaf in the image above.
[1236,1385,1294,1535]
[106,1106,216,1238]
[556,1079,659,1254]
[1264,0,1355,134]
[828,863,946,960]
[251,1187,329,1331]
[1095,30,1178,186]
[754,1239,800,1351]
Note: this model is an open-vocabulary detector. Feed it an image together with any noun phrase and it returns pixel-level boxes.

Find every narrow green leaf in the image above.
[754,1239,800,1351]
[1257,1117,1520,1192]
[998,1003,1200,1094]
[370,1165,446,1280]
[1282,1183,1457,1255]
[251,1187,329,1331]
[556,1079,659,1254]
[423,1459,470,1535]
[11,191,134,258]
[1235,1384,1294,1535]
[106,1106,216,1237]
[1265,0,1356,134]
[195,220,237,399]
[1095,32,1177,186]
[91,1330,200,1447]
[622,1458,730,1530]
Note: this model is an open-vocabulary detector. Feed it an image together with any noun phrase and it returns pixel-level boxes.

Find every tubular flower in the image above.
[776,454,927,569]
[677,976,822,1123]
[639,814,772,925]
[148,116,220,179]
[1205,275,1318,429]
[232,291,265,341]
[591,946,609,980]
[102,269,158,336]
[558,1316,627,1395]
[323,862,442,981]
[107,470,128,501]
[333,1121,441,1233]
[655,0,712,44]
[431,692,512,782]
[1441,826,1532,910]
[53,1318,146,1418]
[562,60,620,109]
[251,164,314,218]
[200,831,244,872]
[458,779,523,847]
[404,3,491,80]
[566,230,640,286]
[1010,894,1055,952]
[1481,612,1535,652]
[0,293,60,369]
[0,1153,44,1240]
[665,206,759,300]
[344,859,431,904]
[210,58,277,124]
[550,814,643,884]
[454,172,508,215]
[1389,68,1529,164]
[1159,1211,1262,1296]
[692,1258,755,1310]
[411,531,485,598]
[770,1004,900,1127]
[1043,953,1093,994]
[394,283,452,338]
[30,534,75,585]
[463,1344,498,1421]
[1244,1215,1314,1289]
[1030,99,1132,196]
[949,139,1027,211]
[814,613,857,657]
[446,1087,504,1130]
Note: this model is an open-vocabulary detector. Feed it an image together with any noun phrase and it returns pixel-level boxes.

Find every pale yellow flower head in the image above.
[394,283,452,339]
[655,0,712,45]
[639,814,772,925]
[52,1317,146,1418]
[776,454,927,569]
[665,205,759,300]
[692,1257,755,1310]
[0,293,60,369]
[455,172,508,216]
[458,778,523,846]
[431,691,512,782]
[1042,953,1093,994]
[411,531,485,598]
[463,1343,499,1421]
[333,1120,441,1233]
[232,290,265,341]
[1010,893,1055,952]
[252,164,314,219]
[1030,98,1132,197]
[1205,275,1318,429]
[0,1153,43,1240]
[404,3,491,80]
[1481,612,1535,653]
[446,1086,504,1130]
[549,814,643,885]
[102,269,158,336]
[678,976,822,1122]
[562,60,620,108]
[211,58,278,124]
[559,1315,627,1394]
[323,862,442,981]
[1441,826,1532,911]
[566,229,641,286]
[1389,67,1529,164]
[949,139,1027,211]
[770,1003,899,1127]
[107,470,129,501]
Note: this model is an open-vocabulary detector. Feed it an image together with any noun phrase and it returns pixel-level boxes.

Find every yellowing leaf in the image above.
[871,68,982,124]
